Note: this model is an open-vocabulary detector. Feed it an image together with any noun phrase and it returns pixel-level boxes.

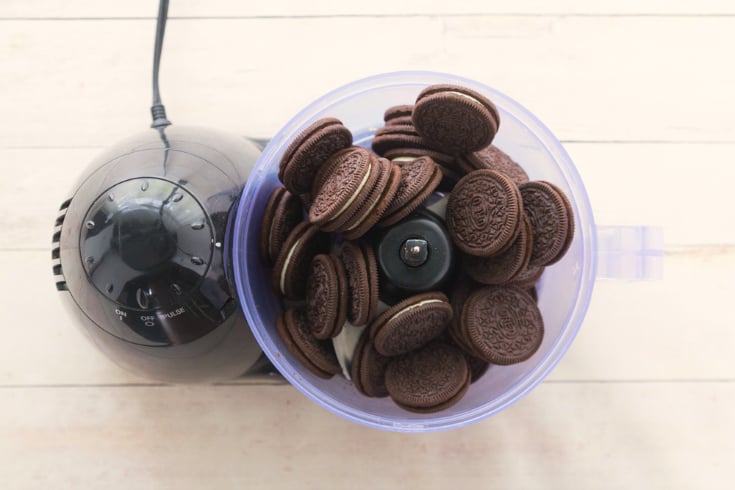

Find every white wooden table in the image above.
[1,1,733,488]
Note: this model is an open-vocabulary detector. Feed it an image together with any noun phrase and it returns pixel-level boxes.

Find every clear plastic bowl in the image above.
[232,71,597,432]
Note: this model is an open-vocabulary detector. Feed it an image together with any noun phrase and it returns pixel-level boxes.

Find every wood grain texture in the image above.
[1,3,734,489]
[3,0,735,18]
[2,17,735,147]
[3,143,734,251]
[1,248,732,386]
[1,383,732,489]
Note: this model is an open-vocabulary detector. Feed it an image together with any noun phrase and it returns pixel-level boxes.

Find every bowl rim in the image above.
[232,70,597,432]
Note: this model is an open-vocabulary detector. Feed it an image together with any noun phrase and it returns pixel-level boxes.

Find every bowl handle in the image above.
[596,226,663,280]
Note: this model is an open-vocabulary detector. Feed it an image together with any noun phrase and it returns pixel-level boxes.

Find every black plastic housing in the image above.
[52,126,277,383]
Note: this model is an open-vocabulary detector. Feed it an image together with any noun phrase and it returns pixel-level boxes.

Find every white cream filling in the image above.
[326,163,372,224]
[390,156,418,163]
[267,219,276,253]
[279,237,302,294]
[346,184,384,231]
[387,299,443,324]
[447,90,481,104]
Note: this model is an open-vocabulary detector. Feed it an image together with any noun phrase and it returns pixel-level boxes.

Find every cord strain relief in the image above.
[151,104,171,128]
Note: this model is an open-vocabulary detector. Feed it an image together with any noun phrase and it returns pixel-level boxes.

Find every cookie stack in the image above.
[259,83,575,414]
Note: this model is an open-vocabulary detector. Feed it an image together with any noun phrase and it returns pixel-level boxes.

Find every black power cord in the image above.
[150,0,171,129]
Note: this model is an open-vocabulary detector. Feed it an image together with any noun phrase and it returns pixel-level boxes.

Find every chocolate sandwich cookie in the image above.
[306,254,348,339]
[526,286,538,303]
[433,163,463,192]
[259,186,303,266]
[446,169,523,257]
[279,117,352,195]
[341,158,402,239]
[383,147,460,191]
[350,328,370,393]
[336,240,379,326]
[385,341,471,413]
[271,221,329,300]
[359,339,392,398]
[298,192,313,210]
[465,353,491,383]
[457,145,529,185]
[383,104,414,125]
[383,146,455,169]
[309,146,379,232]
[369,291,452,357]
[447,276,484,359]
[379,156,442,227]
[462,286,544,365]
[543,180,576,264]
[276,308,342,379]
[509,263,545,289]
[519,181,572,267]
[385,115,413,127]
[360,242,380,322]
[462,213,532,285]
[351,330,390,398]
[371,125,434,156]
[413,84,500,155]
